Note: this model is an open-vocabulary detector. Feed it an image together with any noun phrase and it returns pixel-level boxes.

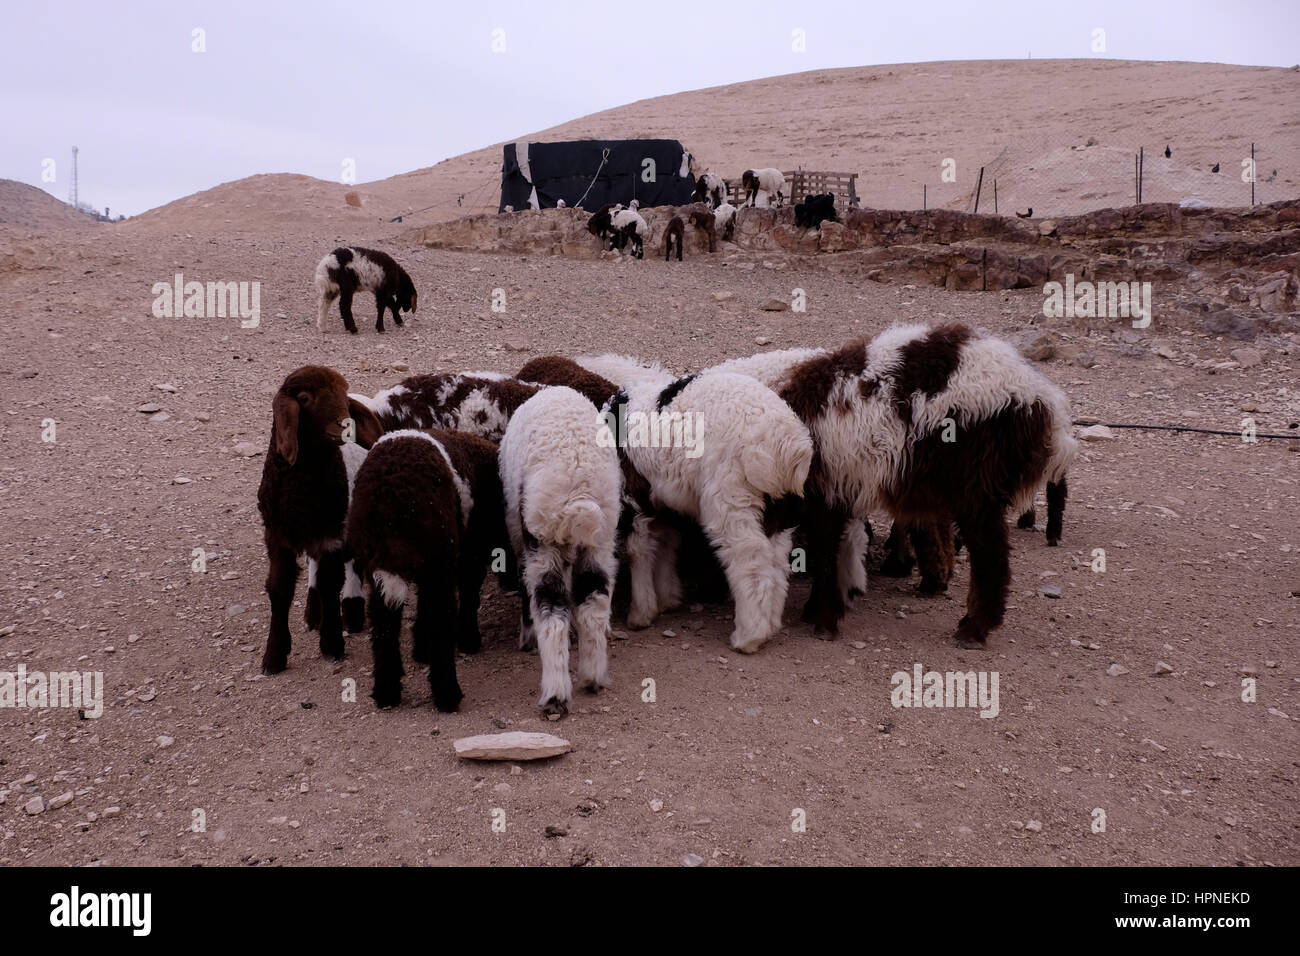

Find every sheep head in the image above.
[272,365,353,465]
[397,270,418,313]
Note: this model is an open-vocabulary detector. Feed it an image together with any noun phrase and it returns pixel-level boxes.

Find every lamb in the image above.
[609,207,650,258]
[609,370,813,653]
[315,247,418,335]
[587,204,616,241]
[741,168,786,207]
[687,204,718,253]
[499,387,622,716]
[713,202,737,242]
[663,216,685,261]
[257,365,384,675]
[345,428,507,710]
[770,324,1077,647]
[354,372,540,440]
[794,193,837,229]
[693,172,728,208]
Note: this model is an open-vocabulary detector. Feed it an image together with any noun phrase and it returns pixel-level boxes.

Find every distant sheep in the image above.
[794,193,837,229]
[664,216,685,261]
[741,168,786,207]
[713,202,737,242]
[609,207,650,258]
[316,247,417,335]
[687,204,717,252]
[500,387,622,716]
[346,428,507,710]
[693,172,728,208]
[587,204,616,241]
[257,365,384,675]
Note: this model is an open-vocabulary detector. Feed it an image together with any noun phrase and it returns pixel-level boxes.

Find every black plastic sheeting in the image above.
[499,139,697,212]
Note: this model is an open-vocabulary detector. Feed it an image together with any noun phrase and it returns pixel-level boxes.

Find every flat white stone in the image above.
[454,732,572,761]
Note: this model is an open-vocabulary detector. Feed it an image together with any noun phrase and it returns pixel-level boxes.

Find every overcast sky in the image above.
[3,0,1296,216]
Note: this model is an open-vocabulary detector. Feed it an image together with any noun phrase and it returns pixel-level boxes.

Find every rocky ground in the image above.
[1,208,1297,866]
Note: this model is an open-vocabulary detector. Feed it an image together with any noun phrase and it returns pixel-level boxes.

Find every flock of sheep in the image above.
[262,245,1078,717]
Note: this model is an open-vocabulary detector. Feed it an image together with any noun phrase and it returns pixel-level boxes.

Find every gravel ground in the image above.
[1,220,1297,866]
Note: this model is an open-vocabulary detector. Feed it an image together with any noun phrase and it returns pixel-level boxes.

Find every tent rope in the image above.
[573,148,611,210]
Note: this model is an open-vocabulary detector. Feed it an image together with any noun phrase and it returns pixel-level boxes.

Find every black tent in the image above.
[499,139,696,212]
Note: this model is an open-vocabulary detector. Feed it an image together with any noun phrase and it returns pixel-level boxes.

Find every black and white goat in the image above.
[352,372,540,440]
[693,172,728,208]
[315,247,418,334]
[741,168,785,207]
[257,365,384,674]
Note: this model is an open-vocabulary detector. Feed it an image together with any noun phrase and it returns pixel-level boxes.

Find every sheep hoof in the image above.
[458,631,483,654]
[304,589,322,631]
[812,627,838,642]
[1046,535,1061,547]
[846,587,865,599]
[625,612,653,631]
[1017,510,1037,530]
[260,655,288,676]
[877,555,914,578]
[729,635,766,655]
[319,636,345,661]
[372,684,402,709]
[433,687,464,713]
[341,597,365,633]
[953,617,987,649]
[917,575,948,596]
[541,697,569,718]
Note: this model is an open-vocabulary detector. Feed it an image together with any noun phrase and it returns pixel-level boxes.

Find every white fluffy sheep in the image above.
[499,386,623,716]
[713,202,738,241]
[609,370,813,654]
[741,168,786,207]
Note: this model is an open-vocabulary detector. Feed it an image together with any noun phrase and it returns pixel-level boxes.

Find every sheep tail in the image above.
[551,495,606,548]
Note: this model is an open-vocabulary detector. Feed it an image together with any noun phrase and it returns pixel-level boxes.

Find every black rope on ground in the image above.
[1073,420,1299,440]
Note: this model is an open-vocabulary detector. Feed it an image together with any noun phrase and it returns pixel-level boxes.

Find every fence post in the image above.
[973,166,985,214]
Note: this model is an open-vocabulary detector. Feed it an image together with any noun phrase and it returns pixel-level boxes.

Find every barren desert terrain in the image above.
[1,60,1297,867]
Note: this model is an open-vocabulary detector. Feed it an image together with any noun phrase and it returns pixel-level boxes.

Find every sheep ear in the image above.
[272,393,299,465]
[347,398,384,448]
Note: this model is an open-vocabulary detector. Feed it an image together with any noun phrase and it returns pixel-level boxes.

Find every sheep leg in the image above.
[799,498,847,638]
[838,519,869,601]
[374,293,386,333]
[337,281,359,334]
[367,574,405,708]
[316,291,337,331]
[1045,478,1067,546]
[573,548,613,694]
[303,555,321,630]
[651,519,684,615]
[707,508,791,653]
[390,297,404,327]
[911,521,955,595]
[261,542,299,674]
[341,559,366,633]
[456,548,489,654]
[314,549,347,660]
[952,509,1010,649]
[419,570,463,712]
[625,513,660,629]
[877,520,916,577]
[530,558,573,716]
[1016,508,1037,530]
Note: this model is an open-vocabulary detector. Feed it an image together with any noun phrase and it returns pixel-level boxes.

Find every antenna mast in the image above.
[70,146,79,208]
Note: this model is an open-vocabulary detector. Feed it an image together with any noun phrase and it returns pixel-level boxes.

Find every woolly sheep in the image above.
[500,386,622,715]
[741,168,786,207]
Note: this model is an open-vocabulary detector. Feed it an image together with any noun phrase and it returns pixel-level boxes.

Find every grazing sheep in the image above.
[687,204,718,252]
[609,207,650,258]
[257,366,384,675]
[500,387,622,716]
[664,216,685,261]
[713,202,737,242]
[574,353,674,392]
[741,168,786,207]
[345,428,506,710]
[611,370,813,653]
[794,193,837,229]
[693,172,728,208]
[775,324,1077,647]
[315,247,417,335]
[587,203,616,241]
[354,373,540,440]
[517,356,620,409]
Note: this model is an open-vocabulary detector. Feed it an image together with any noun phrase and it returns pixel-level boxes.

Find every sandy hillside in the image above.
[0,181,96,233]
[115,59,1300,237]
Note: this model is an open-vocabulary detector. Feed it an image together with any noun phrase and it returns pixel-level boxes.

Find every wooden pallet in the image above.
[725,170,860,208]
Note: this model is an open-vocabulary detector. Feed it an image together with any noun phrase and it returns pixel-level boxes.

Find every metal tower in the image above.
[69,146,79,208]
